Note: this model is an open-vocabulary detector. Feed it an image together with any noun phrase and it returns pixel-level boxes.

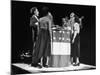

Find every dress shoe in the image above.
[31,63,42,68]
[73,62,80,66]
[43,64,48,68]
[72,62,76,66]
[76,63,80,66]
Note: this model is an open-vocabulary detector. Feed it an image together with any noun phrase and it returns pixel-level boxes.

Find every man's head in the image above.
[30,7,39,16]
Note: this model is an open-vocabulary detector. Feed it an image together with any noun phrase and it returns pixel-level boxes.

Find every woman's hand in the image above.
[35,22,39,25]
[72,39,74,43]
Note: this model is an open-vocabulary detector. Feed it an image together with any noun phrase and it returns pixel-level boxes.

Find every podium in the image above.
[49,28,71,67]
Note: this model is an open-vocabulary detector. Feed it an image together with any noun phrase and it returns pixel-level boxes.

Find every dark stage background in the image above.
[11,1,96,66]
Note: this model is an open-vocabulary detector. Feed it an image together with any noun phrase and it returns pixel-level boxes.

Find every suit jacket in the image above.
[30,15,39,30]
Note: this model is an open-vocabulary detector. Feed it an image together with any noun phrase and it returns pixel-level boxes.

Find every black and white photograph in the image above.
[11,0,96,74]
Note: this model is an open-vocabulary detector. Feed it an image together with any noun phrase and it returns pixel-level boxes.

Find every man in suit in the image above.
[30,7,39,44]
[30,7,42,68]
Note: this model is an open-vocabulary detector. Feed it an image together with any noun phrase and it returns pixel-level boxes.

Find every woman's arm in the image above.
[72,31,77,43]
[48,19,52,36]
[72,23,80,43]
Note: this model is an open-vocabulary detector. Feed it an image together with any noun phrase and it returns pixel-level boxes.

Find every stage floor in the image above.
[12,63,96,74]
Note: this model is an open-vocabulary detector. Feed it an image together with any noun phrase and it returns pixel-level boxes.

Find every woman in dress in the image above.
[35,7,52,67]
[71,14,80,66]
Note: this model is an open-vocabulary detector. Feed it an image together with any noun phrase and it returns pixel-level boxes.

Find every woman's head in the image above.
[41,7,49,16]
[70,12,75,18]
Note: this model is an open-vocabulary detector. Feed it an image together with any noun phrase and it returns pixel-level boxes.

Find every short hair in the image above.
[41,7,49,16]
[30,7,37,14]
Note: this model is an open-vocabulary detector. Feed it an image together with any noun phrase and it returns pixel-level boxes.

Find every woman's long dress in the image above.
[32,16,51,65]
[71,22,80,62]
